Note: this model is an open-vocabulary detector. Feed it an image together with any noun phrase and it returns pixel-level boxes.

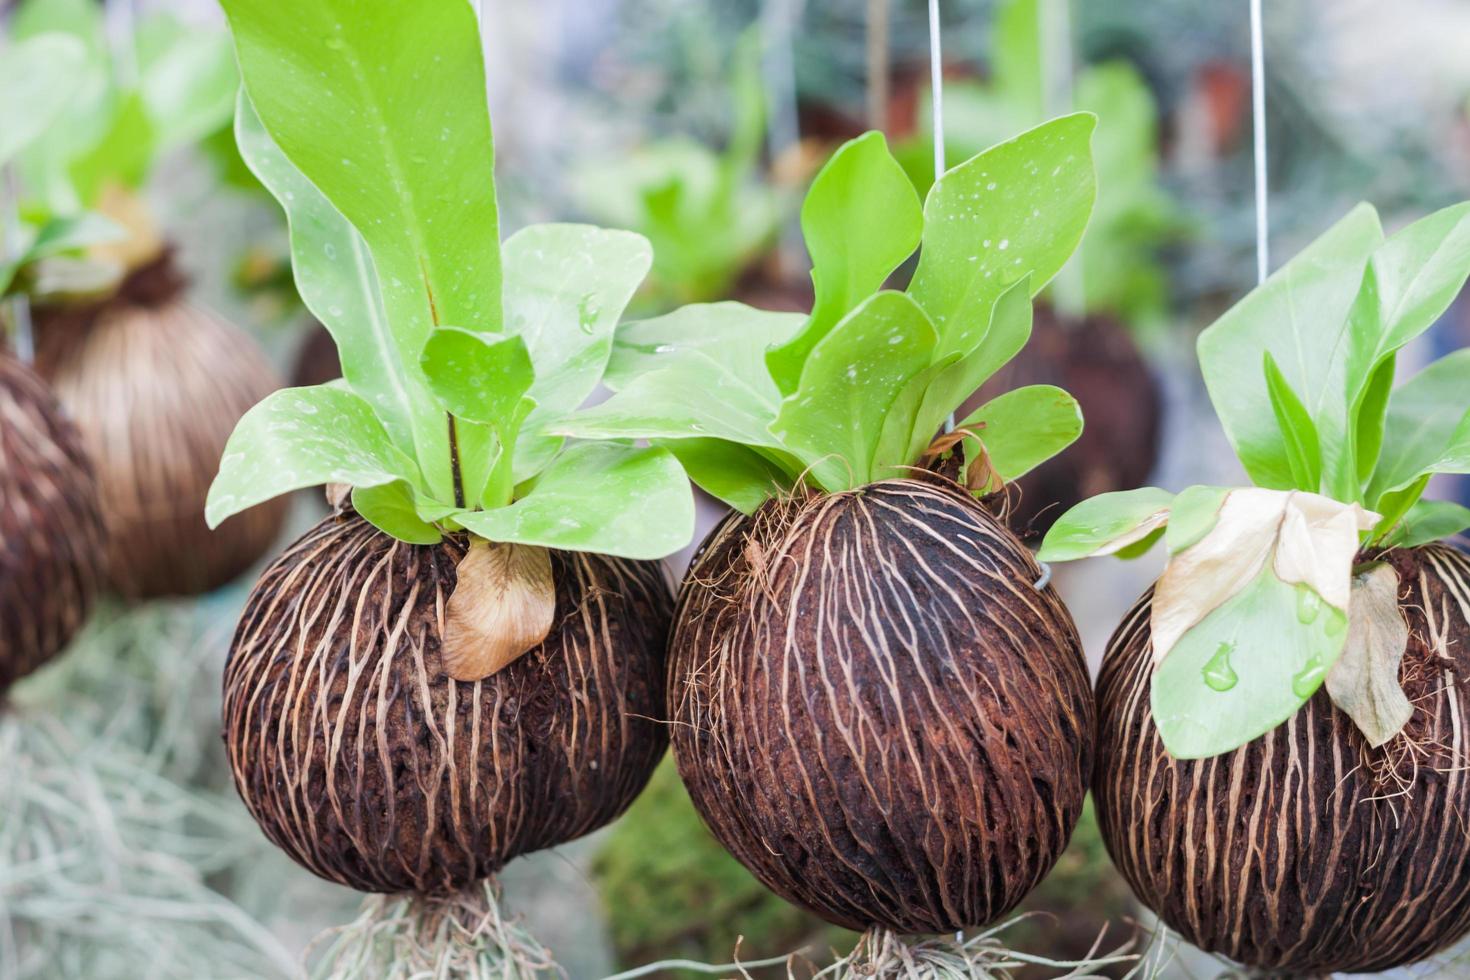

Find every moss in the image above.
[592,758,855,975]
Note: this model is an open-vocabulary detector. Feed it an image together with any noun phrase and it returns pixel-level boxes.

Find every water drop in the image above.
[654,344,676,354]
[1202,642,1238,692]
[1295,585,1322,624]
[1292,657,1327,699]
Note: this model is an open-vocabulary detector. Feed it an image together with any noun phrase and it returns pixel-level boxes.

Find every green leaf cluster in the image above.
[9,0,239,213]
[570,33,784,311]
[206,0,692,560]
[894,0,1187,334]
[561,116,1097,511]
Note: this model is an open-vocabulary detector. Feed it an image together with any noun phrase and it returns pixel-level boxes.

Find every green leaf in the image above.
[139,28,238,151]
[659,438,793,515]
[207,385,424,528]
[68,92,156,204]
[1115,526,1165,560]
[958,384,1081,484]
[1198,203,1384,493]
[903,275,1034,464]
[770,292,939,493]
[352,482,442,545]
[1381,499,1470,549]
[224,0,502,498]
[419,328,533,427]
[0,33,89,167]
[1353,352,1396,487]
[908,113,1096,353]
[1164,485,1230,554]
[606,302,802,398]
[1036,487,1175,562]
[766,132,923,395]
[1368,350,1470,508]
[1151,565,1349,759]
[234,94,443,468]
[500,224,652,479]
[455,443,694,560]
[1262,350,1322,493]
[0,212,123,296]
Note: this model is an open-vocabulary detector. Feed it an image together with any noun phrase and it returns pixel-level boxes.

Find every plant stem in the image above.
[447,414,466,509]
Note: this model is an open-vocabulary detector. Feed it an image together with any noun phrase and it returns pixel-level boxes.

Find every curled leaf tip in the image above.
[443,539,555,682]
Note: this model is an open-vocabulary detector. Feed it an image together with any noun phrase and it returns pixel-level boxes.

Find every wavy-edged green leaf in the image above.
[1164,485,1230,554]
[455,443,693,560]
[908,113,1096,353]
[660,438,794,515]
[1369,350,1470,508]
[1381,499,1470,549]
[501,224,652,479]
[68,92,155,204]
[0,33,89,167]
[1037,487,1175,562]
[1152,564,1348,759]
[904,275,1033,464]
[352,481,442,545]
[234,94,443,468]
[766,132,923,395]
[958,384,1081,484]
[223,0,502,415]
[1198,204,1384,494]
[606,302,802,398]
[770,292,938,493]
[419,328,532,427]
[1262,350,1322,493]
[207,385,424,528]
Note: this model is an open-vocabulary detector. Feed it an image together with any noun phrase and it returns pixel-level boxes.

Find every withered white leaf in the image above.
[443,538,556,681]
[1326,563,1412,747]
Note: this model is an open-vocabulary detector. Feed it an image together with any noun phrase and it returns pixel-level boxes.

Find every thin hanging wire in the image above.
[1041,0,1084,317]
[929,0,954,434]
[1250,0,1269,284]
[2,167,34,365]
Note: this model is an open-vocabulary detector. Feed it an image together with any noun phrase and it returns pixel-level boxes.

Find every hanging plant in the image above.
[7,0,286,600]
[570,31,789,313]
[1039,202,1470,973]
[562,115,1098,935]
[209,0,695,967]
[895,0,1186,538]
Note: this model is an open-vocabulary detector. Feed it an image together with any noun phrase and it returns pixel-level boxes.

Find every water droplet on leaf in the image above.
[1202,642,1238,692]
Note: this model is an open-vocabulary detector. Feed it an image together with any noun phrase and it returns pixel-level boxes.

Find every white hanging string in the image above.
[2,167,34,365]
[1249,0,1269,284]
[1041,0,1084,317]
[929,0,955,435]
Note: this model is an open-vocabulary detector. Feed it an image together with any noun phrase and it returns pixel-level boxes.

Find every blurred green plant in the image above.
[571,33,786,312]
[895,0,1188,341]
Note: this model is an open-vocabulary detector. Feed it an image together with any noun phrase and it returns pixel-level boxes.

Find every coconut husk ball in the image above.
[669,476,1095,934]
[33,251,288,599]
[1095,543,1470,975]
[0,353,107,690]
[223,509,673,894]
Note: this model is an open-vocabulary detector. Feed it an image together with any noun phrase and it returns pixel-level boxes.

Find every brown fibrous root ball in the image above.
[34,251,287,599]
[223,510,673,895]
[669,476,1095,933]
[0,355,108,690]
[1096,543,1470,975]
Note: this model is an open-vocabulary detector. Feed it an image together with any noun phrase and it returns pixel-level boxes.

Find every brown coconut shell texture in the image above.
[1097,544,1470,975]
[670,477,1095,933]
[0,356,108,690]
[223,511,673,895]
[34,253,287,599]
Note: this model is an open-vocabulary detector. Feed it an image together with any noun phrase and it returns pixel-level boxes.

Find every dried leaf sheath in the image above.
[670,477,1093,933]
[223,511,672,895]
[0,356,107,689]
[1095,544,1470,975]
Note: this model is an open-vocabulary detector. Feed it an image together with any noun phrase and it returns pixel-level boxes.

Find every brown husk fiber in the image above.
[0,355,107,691]
[1095,544,1470,975]
[670,476,1095,933]
[223,510,673,895]
[33,251,287,599]
[971,305,1161,539]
